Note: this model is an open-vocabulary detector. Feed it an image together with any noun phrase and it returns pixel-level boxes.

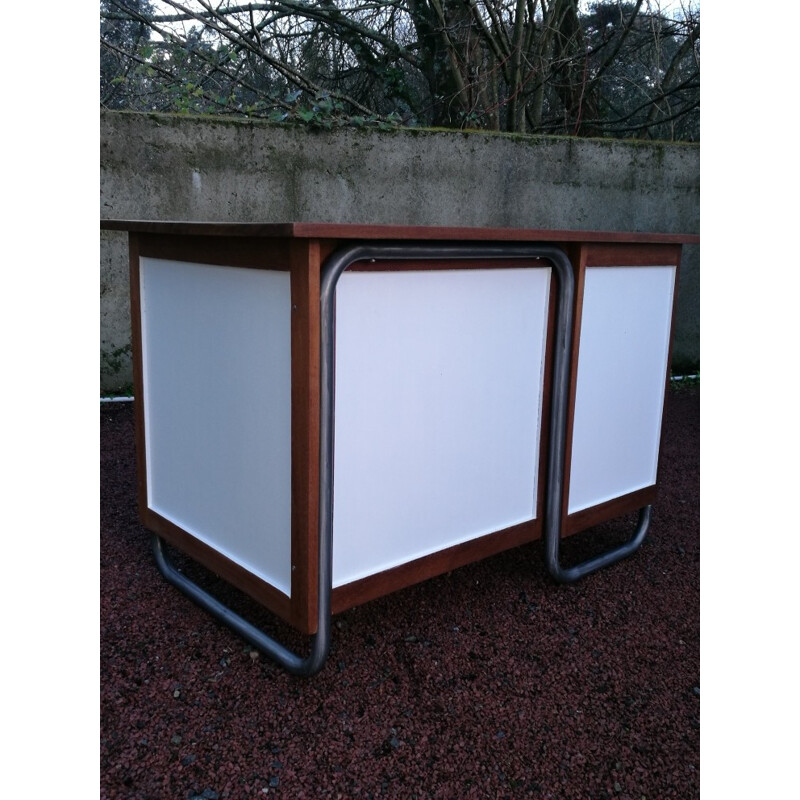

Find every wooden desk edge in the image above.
[100,220,699,246]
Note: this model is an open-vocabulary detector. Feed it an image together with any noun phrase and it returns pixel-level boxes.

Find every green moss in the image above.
[101,344,132,379]
[102,110,697,151]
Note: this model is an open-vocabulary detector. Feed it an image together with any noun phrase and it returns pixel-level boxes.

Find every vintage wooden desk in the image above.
[101,222,698,675]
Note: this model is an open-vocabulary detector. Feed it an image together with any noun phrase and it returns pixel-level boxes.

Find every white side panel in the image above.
[332,267,551,587]
[568,265,676,514]
[139,257,292,595]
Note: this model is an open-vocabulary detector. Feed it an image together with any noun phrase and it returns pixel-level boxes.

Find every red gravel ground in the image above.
[100,386,699,800]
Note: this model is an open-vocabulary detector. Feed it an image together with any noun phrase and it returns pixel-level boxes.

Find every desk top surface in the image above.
[101,220,699,245]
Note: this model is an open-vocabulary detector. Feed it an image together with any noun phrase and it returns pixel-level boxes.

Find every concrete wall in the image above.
[101,111,699,392]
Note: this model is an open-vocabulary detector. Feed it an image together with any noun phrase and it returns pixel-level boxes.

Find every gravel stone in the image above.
[101,387,699,799]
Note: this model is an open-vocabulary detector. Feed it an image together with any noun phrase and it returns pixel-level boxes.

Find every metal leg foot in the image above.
[152,536,331,677]
[544,505,652,584]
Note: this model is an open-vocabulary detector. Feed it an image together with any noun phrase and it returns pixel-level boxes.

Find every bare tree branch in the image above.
[100,0,699,138]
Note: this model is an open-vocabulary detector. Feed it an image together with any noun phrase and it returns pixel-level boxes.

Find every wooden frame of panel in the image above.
[561,242,682,537]
[328,258,558,619]
[129,233,319,632]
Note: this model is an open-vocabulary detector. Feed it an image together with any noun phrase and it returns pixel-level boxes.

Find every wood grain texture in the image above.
[289,240,322,634]
[129,234,149,525]
[331,518,541,615]
[560,243,589,527]
[102,219,699,245]
[142,507,293,623]
[137,233,291,269]
[564,485,658,536]
[581,242,683,267]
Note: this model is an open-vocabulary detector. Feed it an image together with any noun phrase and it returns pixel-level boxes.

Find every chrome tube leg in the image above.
[543,506,653,584]
[152,535,331,676]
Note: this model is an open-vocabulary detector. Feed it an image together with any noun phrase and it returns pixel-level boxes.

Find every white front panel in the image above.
[332,267,551,587]
[568,265,676,514]
[139,257,293,595]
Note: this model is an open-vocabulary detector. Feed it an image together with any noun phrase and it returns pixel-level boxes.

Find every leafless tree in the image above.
[101,0,699,139]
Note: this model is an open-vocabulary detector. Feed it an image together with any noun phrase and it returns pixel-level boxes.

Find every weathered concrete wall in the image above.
[101,111,699,392]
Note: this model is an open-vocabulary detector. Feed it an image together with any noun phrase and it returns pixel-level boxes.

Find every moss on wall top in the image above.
[103,110,698,153]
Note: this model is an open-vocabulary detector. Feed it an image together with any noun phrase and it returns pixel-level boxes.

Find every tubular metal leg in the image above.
[543,505,653,584]
[152,535,331,677]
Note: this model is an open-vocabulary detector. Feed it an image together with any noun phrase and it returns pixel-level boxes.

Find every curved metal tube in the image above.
[544,505,652,584]
[152,535,331,676]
